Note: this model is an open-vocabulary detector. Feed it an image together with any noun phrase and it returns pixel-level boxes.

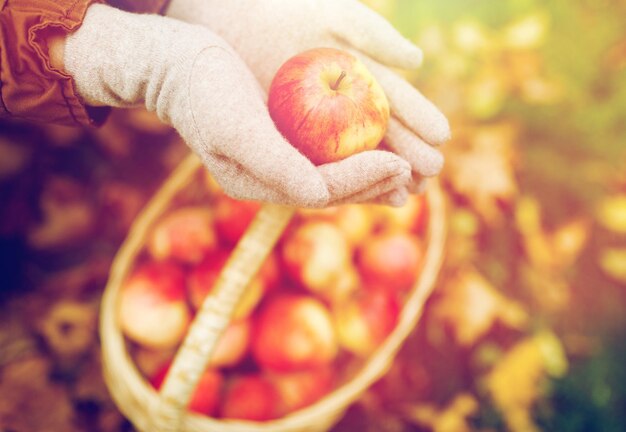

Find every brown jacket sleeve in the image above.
[0,0,169,127]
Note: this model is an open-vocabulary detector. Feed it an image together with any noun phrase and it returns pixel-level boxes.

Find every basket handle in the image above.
[150,203,296,431]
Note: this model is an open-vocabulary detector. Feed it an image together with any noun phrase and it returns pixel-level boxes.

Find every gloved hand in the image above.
[60,4,416,207]
[166,0,451,195]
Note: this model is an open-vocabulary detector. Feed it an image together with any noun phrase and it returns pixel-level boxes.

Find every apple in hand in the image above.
[119,261,191,349]
[252,294,338,372]
[268,47,389,164]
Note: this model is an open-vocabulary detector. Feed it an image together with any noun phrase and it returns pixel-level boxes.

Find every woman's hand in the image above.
[56,4,414,207]
[167,0,451,195]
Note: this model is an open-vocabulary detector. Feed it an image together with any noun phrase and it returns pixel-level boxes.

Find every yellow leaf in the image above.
[502,12,549,49]
[452,20,490,53]
[404,393,478,432]
[516,196,590,270]
[444,123,519,223]
[466,71,510,119]
[597,195,626,234]
[520,77,563,105]
[599,247,626,282]
[486,332,567,432]
[552,219,590,266]
[432,269,528,346]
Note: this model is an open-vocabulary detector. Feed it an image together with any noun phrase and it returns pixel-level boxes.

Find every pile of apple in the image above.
[119,47,429,422]
[119,182,427,421]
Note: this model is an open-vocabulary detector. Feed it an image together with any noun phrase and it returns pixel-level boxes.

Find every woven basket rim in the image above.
[100,154,447,432]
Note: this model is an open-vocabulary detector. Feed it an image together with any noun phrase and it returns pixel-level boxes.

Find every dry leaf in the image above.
[38,301,98,360]
[0,137,32,180]
[0,356,75,432]
[599,247,626,282]
[432,269,528,346]
[502,12,549,49]
[98,181,146,238]
[402,393,479,432]
[516,196,590,270]
[41,256,111,298]
[27,176,96,250]
[596,194,626,234]
[444,123,518,223]
[486,331,567,432]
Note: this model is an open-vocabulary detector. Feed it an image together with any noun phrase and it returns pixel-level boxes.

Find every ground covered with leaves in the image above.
[1,1,625,431]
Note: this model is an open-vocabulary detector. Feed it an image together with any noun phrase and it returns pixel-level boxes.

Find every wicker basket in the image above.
[100,154,447,432]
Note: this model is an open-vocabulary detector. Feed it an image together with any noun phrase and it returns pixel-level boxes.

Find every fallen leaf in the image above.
[0,356,75,432]
[516,196,590,270]
[432,269,528,346]
[599,247,626,282]
[38,301,98,360]
[402,393,479,432]
[485,331,567,432]
[596,194,626,234]
[444,123,519,223]
[0,137,32,180]
[27,176,96,251]
[502,12,549,49]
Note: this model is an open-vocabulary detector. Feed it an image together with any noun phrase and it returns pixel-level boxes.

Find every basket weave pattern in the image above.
[100,154,446,432]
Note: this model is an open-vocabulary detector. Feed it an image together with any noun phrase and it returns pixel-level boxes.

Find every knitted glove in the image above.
[63,4,412,207]
[166,0,450,194]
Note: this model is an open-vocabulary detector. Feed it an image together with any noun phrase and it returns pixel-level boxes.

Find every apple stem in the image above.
[331,71,347,91]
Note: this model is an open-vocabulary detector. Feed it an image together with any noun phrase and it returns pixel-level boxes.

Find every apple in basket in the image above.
[252,294,338,372]
[281,220,354,300]
[209,318,251,368]
[358,231,423,292]
[220,375,281,421]
[187,251,265,320]
[150,364,223,416]
[119,261,191,349]
[268,47,389,164]
[333,287,400,357]
[146,206,216,264]
[270,366,335,414]
[212,195,260,245]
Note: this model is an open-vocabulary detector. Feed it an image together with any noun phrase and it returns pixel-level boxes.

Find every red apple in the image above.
[213,195,261,245]
[220,375,280,421]
[258,251,280,293]
[150,364,223,416]
[209,318,251,368]
[119,261,191,349]
[252,294,338,372]
[187,251,264,319]
[147,206,216,264]
[132,346,177,378]
[281,221,353,299]
[332,204,375,246]
[323,262,361,304]
[270,367,335,414]
[333,288,400,356]
[358,232,423,291]
[268,47,389,165]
